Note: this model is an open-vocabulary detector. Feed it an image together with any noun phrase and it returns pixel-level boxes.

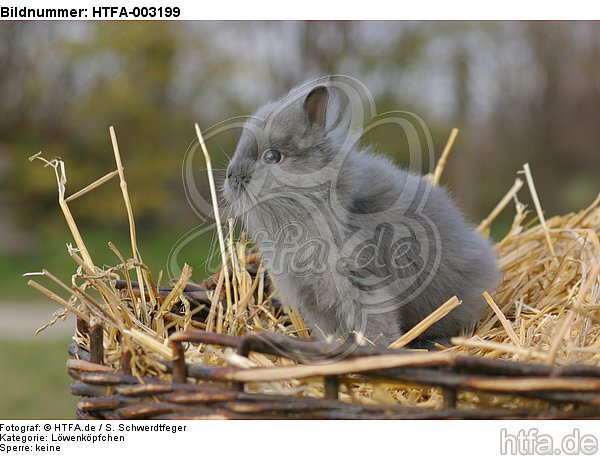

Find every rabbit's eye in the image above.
[262,149,283,164]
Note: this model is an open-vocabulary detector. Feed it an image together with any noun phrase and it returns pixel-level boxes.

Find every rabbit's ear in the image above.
[303,86,329,129]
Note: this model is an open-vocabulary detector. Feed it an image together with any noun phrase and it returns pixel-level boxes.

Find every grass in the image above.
[0,338,76,419]
[0,226,216,301]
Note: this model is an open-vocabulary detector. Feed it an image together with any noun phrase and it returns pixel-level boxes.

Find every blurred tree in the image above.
[0,21,598,250]
[9,23,195,229]
[477,22,600,215]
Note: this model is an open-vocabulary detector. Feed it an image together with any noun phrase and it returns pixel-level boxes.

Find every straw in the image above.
[388,296,461,349]
[477,178,524,235]
[521,163,556,257]
[27,123,600,411]
[482,291,520,346]
[433,128,459,185]
[110,127,151,324]
[195,123,232,322]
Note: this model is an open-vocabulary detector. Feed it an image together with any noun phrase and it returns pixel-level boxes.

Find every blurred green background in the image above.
[0,21,598,418]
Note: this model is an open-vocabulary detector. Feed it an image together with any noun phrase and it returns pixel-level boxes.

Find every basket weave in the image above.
[67,319,600,419]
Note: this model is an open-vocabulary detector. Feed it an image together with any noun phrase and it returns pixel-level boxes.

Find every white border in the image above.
[1,0,599,20]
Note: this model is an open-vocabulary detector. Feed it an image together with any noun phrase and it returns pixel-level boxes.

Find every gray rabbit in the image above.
[222,81,500,346]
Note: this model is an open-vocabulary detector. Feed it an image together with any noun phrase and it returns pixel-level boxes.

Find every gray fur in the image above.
[222,82,500,346]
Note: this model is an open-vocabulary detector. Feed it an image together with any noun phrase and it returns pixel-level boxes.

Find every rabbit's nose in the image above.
[227,170,233,180]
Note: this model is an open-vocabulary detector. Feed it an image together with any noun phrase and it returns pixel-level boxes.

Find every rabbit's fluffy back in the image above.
[344,150,500,340]
[223,83,500,345]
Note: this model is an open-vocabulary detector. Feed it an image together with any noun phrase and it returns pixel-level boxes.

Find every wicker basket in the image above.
[67,319,600,419]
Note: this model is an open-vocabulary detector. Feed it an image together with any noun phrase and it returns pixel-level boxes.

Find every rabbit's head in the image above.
[223,84,354,235]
